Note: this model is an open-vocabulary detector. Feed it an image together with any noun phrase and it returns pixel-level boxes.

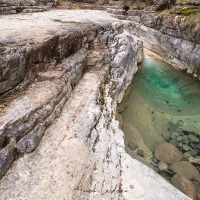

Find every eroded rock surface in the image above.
[0,10,190,200]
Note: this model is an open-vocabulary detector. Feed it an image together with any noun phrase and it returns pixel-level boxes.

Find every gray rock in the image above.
[182,145,190,152]
[154,143,183,164]
[188,135,199,143]
[189,150,198,157]
[195,144,200,150]
[151,161,158,167]
[183,152,191,159]
[177,136,184,142]
[169,139,177,145]
[128,141,138,150]
[171,132,179,139]
[152,157,158,163]
[171,174,196,200]
[178,143,183,148]
[137,149,144,157]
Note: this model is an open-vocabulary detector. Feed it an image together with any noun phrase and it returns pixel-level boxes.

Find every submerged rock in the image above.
[188,135,199,143]
[154,143,183,164]
[128,140,138,150]
[158,161,168,171]
[169,161,200,181]
[171,174,196,200]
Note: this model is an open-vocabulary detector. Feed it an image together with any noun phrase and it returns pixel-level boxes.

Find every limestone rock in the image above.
[158,160,168,171]
[169,161,200,181]
[172,174,196,200]
[188,135,199,143]
[154,143,183,164]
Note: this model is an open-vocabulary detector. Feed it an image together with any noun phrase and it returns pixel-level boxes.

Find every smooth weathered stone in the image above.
[158,161,168,171]
[183,152,191,159]
[137,149,144,157]
[128,140,138,150]
[154,143,183,164]
[192,181,200,200]
[189,150,199,157]
[172,174,196,200]
[169,139,177,145]
[191,143,198,150]
[188,135,199,143]
[171,132,179,139]
[169,161,200,181]
[177,136,184,142]
[183,145,190,152]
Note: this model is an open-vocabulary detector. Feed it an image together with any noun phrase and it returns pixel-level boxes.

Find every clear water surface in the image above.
[122,58,200,162]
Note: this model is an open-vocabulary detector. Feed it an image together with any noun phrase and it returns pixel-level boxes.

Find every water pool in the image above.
[122,58,200,163]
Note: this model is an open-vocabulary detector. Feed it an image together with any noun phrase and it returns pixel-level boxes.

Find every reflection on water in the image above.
[122,58,200,161]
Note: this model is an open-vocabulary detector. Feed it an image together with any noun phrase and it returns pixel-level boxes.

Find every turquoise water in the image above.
[122,58,200,161]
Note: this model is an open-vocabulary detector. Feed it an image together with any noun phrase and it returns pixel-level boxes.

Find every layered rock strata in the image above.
[112,11,200,78]
[0,10,190,199]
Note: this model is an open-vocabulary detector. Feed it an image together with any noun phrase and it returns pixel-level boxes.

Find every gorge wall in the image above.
[0,10,190,199]
[122,11,200,77]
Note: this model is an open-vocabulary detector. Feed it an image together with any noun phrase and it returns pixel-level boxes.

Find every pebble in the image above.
[137,149,144,157]
[151,161,158,167]
[158,161,168,171]
[188,135,199,143]
[178,143,183,147]
[182,139,189,144]
[152,157,158,163]
[189,150,198,157]
[182,145,190,152]
[128,141,138,150]
[169,139,177,145]
[177,136,184,142]
[183,152,191,159]
[171,132,179,139]
[190,143,198,150]
[195,144,200,150]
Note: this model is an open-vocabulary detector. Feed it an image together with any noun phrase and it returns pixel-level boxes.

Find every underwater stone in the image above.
[182,145,190,152]
[171,132,180,139]
[171,174,196,200]
[128,141,138,150]
[188,135,199,143]
[177,136,184,142]
[155,143,183,165]
[169,161,200,181]
[189,150,198,157]
[137,149,144,157]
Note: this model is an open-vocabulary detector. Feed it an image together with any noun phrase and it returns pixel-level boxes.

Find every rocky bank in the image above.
[110,9,200,78]
[0,10,191,199]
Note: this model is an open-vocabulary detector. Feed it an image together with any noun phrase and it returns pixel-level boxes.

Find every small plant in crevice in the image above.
[54,54,61,64]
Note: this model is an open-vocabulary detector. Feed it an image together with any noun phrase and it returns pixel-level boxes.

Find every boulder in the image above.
[171,174,196,200]
[154,143,182,164]
[169,161,200,181]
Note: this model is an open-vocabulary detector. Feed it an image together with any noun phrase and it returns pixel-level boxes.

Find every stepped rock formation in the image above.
[0,10,190,199]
